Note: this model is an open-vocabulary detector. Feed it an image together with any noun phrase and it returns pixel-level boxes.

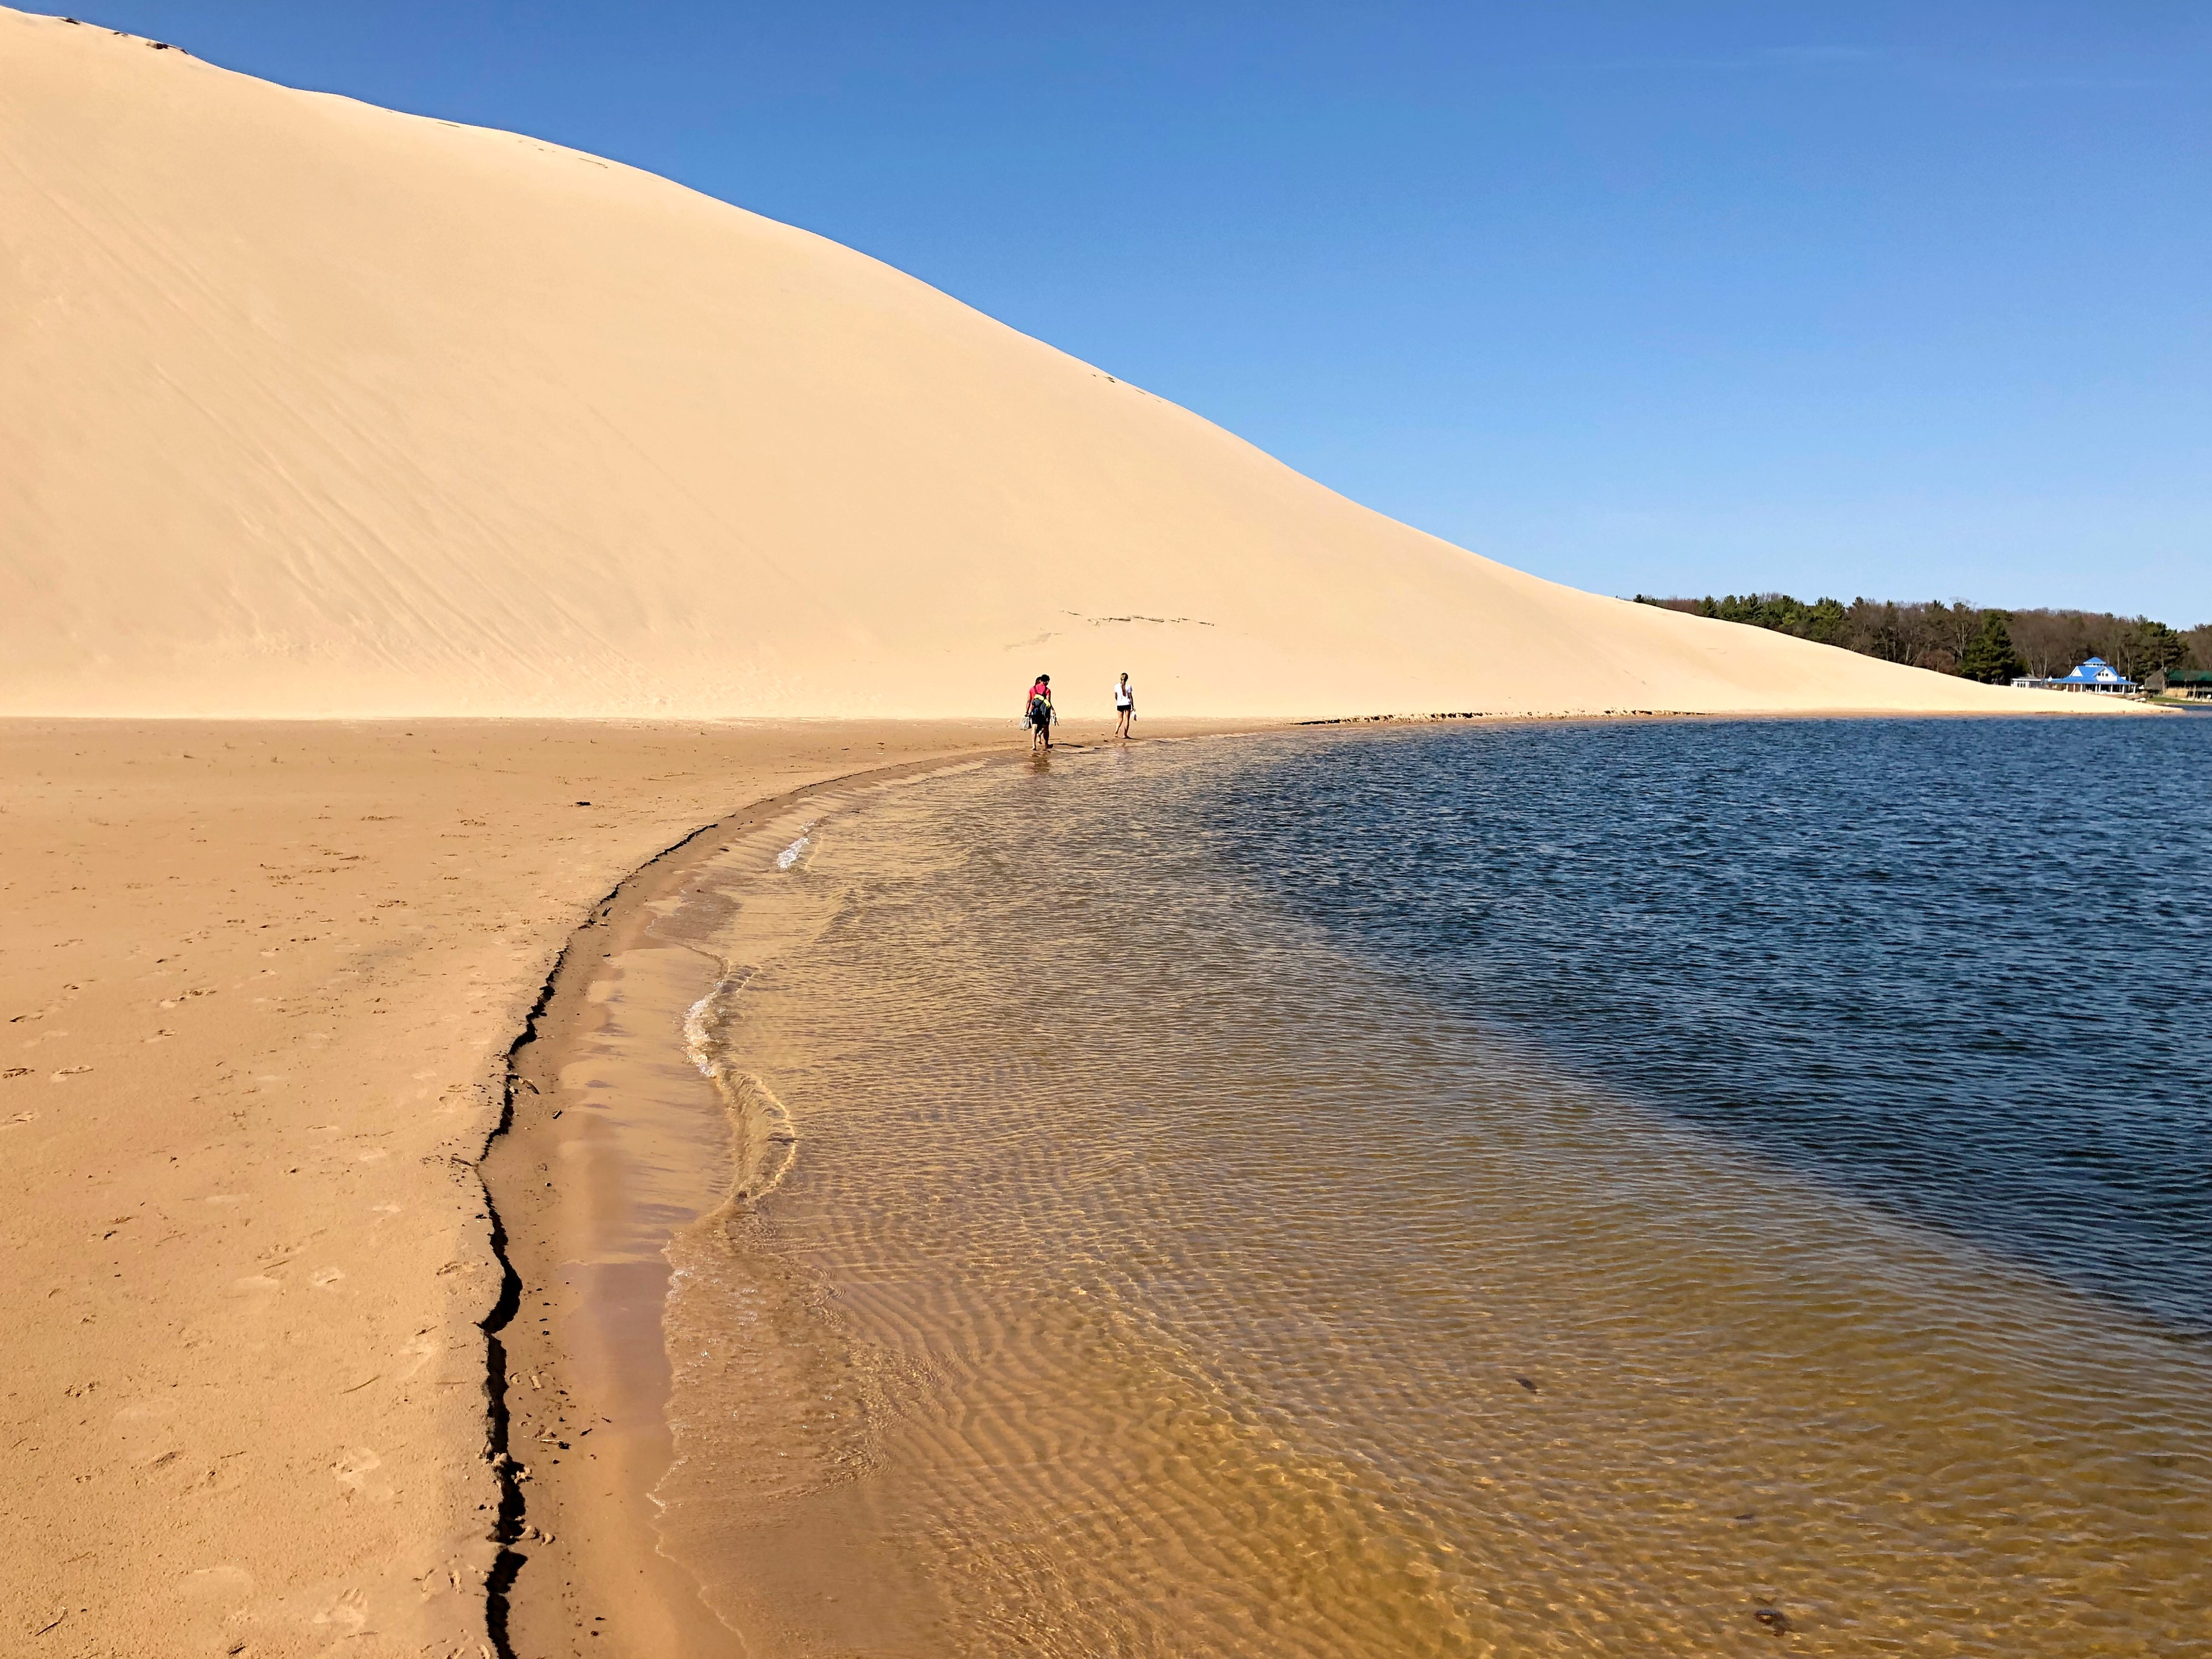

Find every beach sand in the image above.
[0,717,1057,1656]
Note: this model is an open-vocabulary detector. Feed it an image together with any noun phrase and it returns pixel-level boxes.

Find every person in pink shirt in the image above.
[1025,674,1055,753]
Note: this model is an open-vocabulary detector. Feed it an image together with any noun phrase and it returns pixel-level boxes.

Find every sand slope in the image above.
[0,9,2106,721]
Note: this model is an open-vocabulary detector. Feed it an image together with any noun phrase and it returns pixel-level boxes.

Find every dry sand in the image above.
[0,717,1042,1657]
[0,9,2121,723]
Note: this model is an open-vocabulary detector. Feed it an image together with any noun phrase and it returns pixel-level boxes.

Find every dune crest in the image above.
[0,9,2100,718]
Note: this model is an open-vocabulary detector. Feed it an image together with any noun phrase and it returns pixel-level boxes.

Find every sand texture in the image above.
[0,10,2117,723]
[0,718,1019,1657]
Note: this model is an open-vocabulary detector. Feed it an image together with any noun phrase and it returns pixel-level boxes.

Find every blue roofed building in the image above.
[2012,656,2138,693]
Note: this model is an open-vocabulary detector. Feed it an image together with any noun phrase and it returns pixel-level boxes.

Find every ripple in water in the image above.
[1214,717,2212,1332]
[650,722,2212,1656]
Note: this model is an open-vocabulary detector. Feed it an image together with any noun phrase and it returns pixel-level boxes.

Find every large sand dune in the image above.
[1,9,2097,720]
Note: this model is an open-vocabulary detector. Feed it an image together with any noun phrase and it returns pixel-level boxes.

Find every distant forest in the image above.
[1632,592,2212,684]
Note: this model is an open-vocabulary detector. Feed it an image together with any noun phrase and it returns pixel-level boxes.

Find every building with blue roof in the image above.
[2012,656,2138,693]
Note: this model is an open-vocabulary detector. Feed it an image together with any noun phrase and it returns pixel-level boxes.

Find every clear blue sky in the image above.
[53,2,2211,621]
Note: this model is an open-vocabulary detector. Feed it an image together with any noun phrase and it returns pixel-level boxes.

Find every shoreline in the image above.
[0,717,1022,1657]
[480,756,1000,1654]
[475,721,1286,1655]
[484,711,2212,1656]
[467,703,2158,1653]
[2,707,2151,1657]
[1296,702,2166,725]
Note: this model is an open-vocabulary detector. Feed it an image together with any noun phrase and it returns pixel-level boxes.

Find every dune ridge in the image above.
[0,8,2112,721]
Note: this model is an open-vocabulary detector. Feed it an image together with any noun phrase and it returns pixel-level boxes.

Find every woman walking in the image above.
[1113,672,1135,740]
[1025,673,1055,753]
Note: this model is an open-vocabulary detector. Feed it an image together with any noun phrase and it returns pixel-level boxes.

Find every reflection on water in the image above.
[647,727,2212,1656]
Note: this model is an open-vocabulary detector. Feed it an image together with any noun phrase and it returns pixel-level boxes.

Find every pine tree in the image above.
[1958,611,2027,683]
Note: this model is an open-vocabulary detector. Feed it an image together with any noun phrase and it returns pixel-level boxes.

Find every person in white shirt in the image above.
[1113,672,1135,740]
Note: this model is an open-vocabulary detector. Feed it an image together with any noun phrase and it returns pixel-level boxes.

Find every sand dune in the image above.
[0,8,2108,721]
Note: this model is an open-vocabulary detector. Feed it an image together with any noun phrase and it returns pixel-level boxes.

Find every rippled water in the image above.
[1214,717,2212,1331]
[650,721,2212,1656]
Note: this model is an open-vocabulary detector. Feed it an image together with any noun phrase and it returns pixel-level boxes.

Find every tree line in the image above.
[1632,592,2212,685]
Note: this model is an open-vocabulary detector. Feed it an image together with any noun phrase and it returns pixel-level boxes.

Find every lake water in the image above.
[651,717,2212,1656]
[1215,717,2212,1332]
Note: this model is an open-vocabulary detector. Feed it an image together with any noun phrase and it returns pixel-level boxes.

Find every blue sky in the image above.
[55,2,2211,621]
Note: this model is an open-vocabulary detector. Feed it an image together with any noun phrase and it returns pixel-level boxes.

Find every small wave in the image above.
[716,1073,799,1206]
[776,827,814,871]
[682,981,726,1078]
[684,973,798,1206]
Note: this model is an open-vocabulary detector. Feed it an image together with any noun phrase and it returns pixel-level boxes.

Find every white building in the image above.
[2012,656,2137,693]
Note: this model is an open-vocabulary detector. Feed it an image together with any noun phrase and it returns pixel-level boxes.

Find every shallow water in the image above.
[648,721,2212,1656]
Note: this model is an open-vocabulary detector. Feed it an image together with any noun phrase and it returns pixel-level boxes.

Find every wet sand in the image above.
[484,760,1008,1656]
[0,711,1675,1657]
[0,718,1030,1657]
[481,728,1268,1655]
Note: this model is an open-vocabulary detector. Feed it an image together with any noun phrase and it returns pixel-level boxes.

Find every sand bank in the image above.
[480,757,1019,1657]
[0,717,1059,1657]
[482,722,1275,1656]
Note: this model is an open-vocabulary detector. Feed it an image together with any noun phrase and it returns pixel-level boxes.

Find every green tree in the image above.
[1802,596,1849,646]
[1958,611,2026,683]
[2114,618,2186,680]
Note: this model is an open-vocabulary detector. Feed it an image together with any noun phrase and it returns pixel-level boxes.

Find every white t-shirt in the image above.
[1113,682,1133,707]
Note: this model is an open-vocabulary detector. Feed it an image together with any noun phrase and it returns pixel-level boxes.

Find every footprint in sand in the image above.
[310,1267,345,1289]
[397,1335,439,1378]
[333,1449,381,1492]
[311,1587,368,1632]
